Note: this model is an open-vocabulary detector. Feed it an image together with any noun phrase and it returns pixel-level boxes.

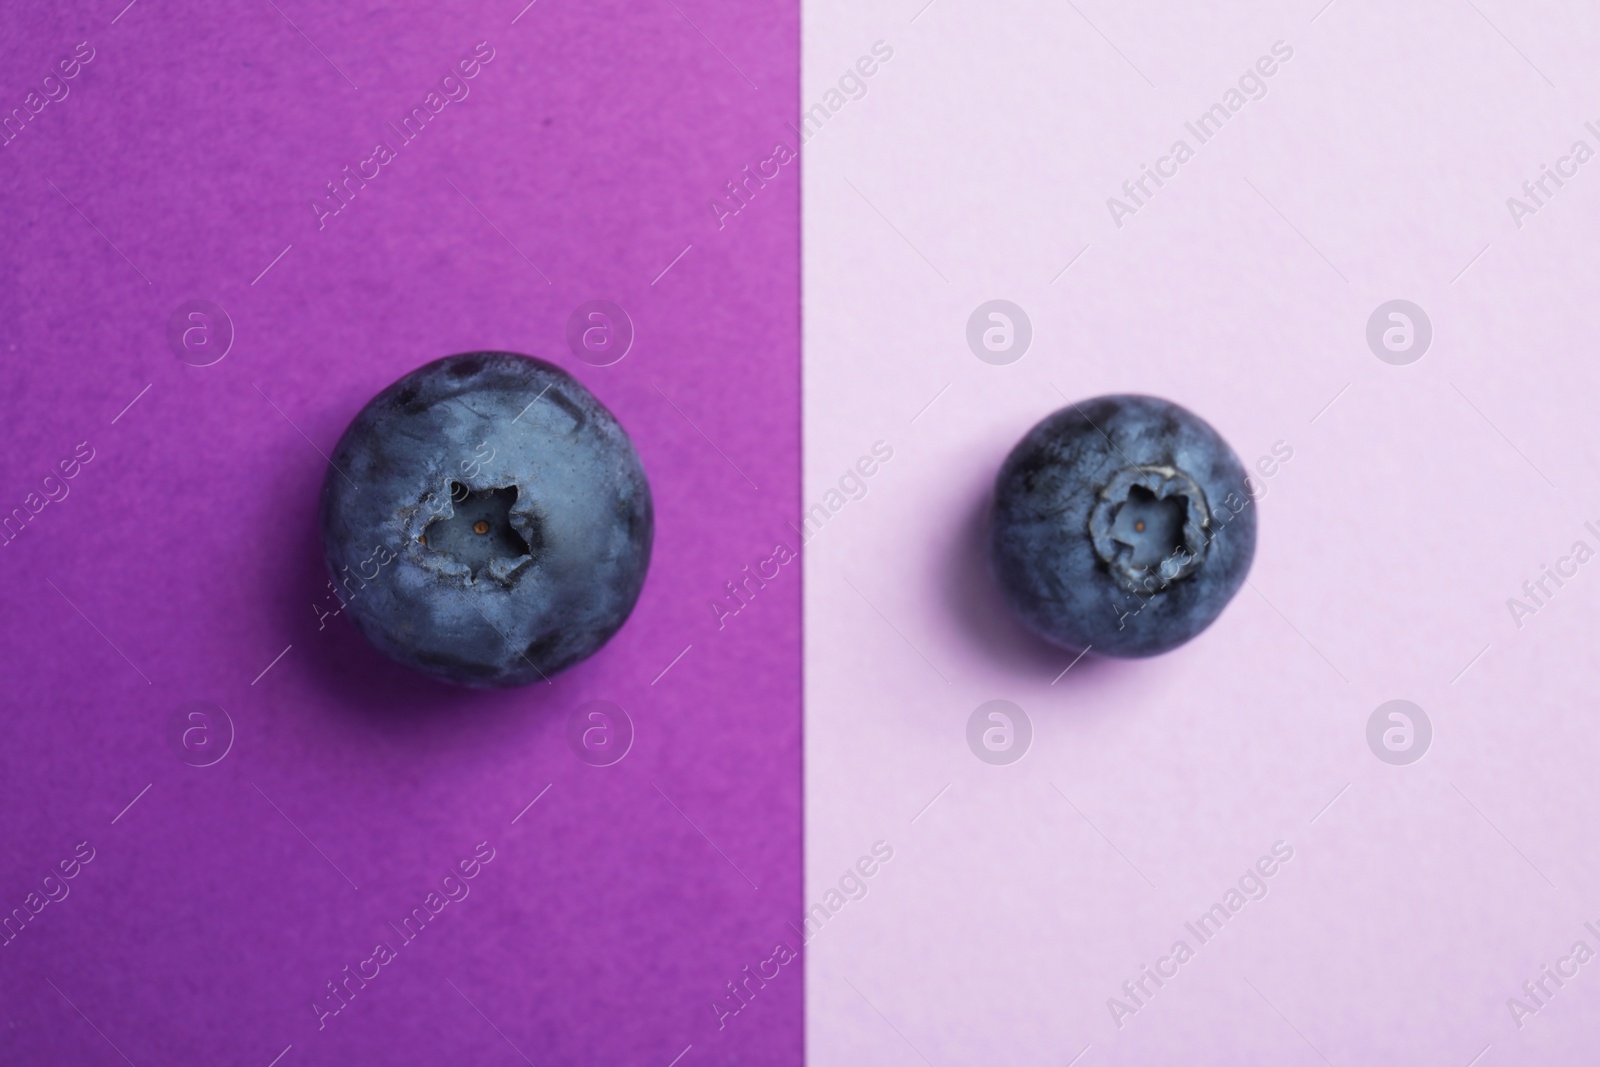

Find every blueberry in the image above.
[987,395,1255,658]
[320,352,653,688]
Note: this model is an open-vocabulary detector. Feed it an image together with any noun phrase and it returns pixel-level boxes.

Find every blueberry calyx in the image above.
[419,481,537,585]
[1088,464,1210,594]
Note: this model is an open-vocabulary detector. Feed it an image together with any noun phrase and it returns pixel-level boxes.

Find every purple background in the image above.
[0,2,800,1064]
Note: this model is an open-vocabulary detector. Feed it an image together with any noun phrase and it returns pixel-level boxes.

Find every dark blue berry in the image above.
[988,395,1256,658]
[321,353,653,688]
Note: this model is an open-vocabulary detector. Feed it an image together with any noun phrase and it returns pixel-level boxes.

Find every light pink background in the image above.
[804,1,1600,1063]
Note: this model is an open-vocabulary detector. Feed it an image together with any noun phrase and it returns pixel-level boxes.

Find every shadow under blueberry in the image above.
[940,478,1118,685]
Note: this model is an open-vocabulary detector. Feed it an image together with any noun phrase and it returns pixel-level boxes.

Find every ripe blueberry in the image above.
[988,395,1256,657]
[320,352,653,687]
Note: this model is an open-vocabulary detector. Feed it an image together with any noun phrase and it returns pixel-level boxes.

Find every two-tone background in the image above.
[4,0,1600,1063]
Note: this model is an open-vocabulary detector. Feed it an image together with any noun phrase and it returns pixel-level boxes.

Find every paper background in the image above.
[9,0,1600,1063]
[0,2,800,1064]
[802,1,1600,1064]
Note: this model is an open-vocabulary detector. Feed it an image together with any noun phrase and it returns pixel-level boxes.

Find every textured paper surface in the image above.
[803,2,1600,1064]
[0,2,799,1064]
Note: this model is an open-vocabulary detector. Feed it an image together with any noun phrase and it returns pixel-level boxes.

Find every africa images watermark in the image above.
[309,42,498,231]
[708,441,894,631]
[795,440,894,544]
[0,40,96,149]
[708,840,896,1032]
[710,40,896,232]
[1505,121,1600,229]
[1505,921,1600,1030]
[0,440,96,549]
[1105,40,1295,229]
[1504,521,1600,630]
[708,540,797,630]
[1106,840,1295,1029]
[0,841,97,947]
[790,40,894,147]
[311,841,497,1030]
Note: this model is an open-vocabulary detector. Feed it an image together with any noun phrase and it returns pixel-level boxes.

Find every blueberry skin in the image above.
[988,395,1256,658]
[320,353,653,688]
